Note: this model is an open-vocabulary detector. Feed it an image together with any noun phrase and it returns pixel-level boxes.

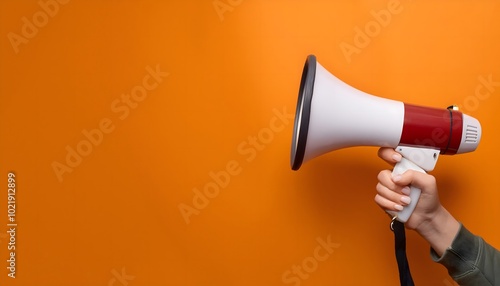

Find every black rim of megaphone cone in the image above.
[291,55,316,170]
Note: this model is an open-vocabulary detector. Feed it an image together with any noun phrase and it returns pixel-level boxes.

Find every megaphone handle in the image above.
[388,157,426,223]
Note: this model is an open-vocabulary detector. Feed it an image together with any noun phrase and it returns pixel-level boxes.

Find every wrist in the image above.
[415,206,460,257]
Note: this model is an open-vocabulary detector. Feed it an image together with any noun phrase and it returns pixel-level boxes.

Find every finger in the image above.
[392,169,437,191]
[377,170,397,190]
[379,170,411,197]
[376,182,412,206]
[374,194,404,212]
[378,147,402,166]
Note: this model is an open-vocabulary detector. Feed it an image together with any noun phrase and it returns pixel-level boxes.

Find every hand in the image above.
[375,147,460,256]
[375,148,441,230]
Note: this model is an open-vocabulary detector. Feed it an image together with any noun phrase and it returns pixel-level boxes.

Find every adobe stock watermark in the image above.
[381,73,498,165]
[51,64,169,182]
[434,75,498,286]
[458,74,499,113]
[7,0,70,54]
[213,0,244,21]
[108,267,135,286]
[339,0,403,64]
[178,106,293,224]
[282,235,340,286]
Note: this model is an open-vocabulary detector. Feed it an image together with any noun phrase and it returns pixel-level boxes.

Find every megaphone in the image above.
[291,55,481,222]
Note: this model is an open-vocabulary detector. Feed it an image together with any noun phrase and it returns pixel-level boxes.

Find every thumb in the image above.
[392,169,437,192]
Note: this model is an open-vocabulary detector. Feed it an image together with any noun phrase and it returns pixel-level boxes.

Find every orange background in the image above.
[1,1,500,285]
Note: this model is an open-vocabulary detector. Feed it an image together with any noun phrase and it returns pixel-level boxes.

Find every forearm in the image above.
[415,205,460,257]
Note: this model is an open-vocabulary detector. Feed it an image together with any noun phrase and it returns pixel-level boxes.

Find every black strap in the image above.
[391,219,415,286]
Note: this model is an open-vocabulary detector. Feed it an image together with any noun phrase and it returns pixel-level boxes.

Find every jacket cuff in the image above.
[430,223,479,278]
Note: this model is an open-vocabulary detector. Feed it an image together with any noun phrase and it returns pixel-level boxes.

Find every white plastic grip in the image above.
[387,157,426,223]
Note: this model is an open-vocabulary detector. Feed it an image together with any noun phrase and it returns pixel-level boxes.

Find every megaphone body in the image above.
[291,55,481,222]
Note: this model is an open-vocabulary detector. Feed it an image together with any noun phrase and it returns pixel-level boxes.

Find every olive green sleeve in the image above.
[430,223,500,285]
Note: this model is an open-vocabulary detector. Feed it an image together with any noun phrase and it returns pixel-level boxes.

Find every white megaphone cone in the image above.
[291,55,481,223]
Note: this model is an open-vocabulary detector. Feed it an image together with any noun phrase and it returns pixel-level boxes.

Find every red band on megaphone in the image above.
[399,104,463,155]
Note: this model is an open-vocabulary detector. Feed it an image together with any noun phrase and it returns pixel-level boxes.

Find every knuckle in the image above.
[427,174,436,185]
[377,170,385,180]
